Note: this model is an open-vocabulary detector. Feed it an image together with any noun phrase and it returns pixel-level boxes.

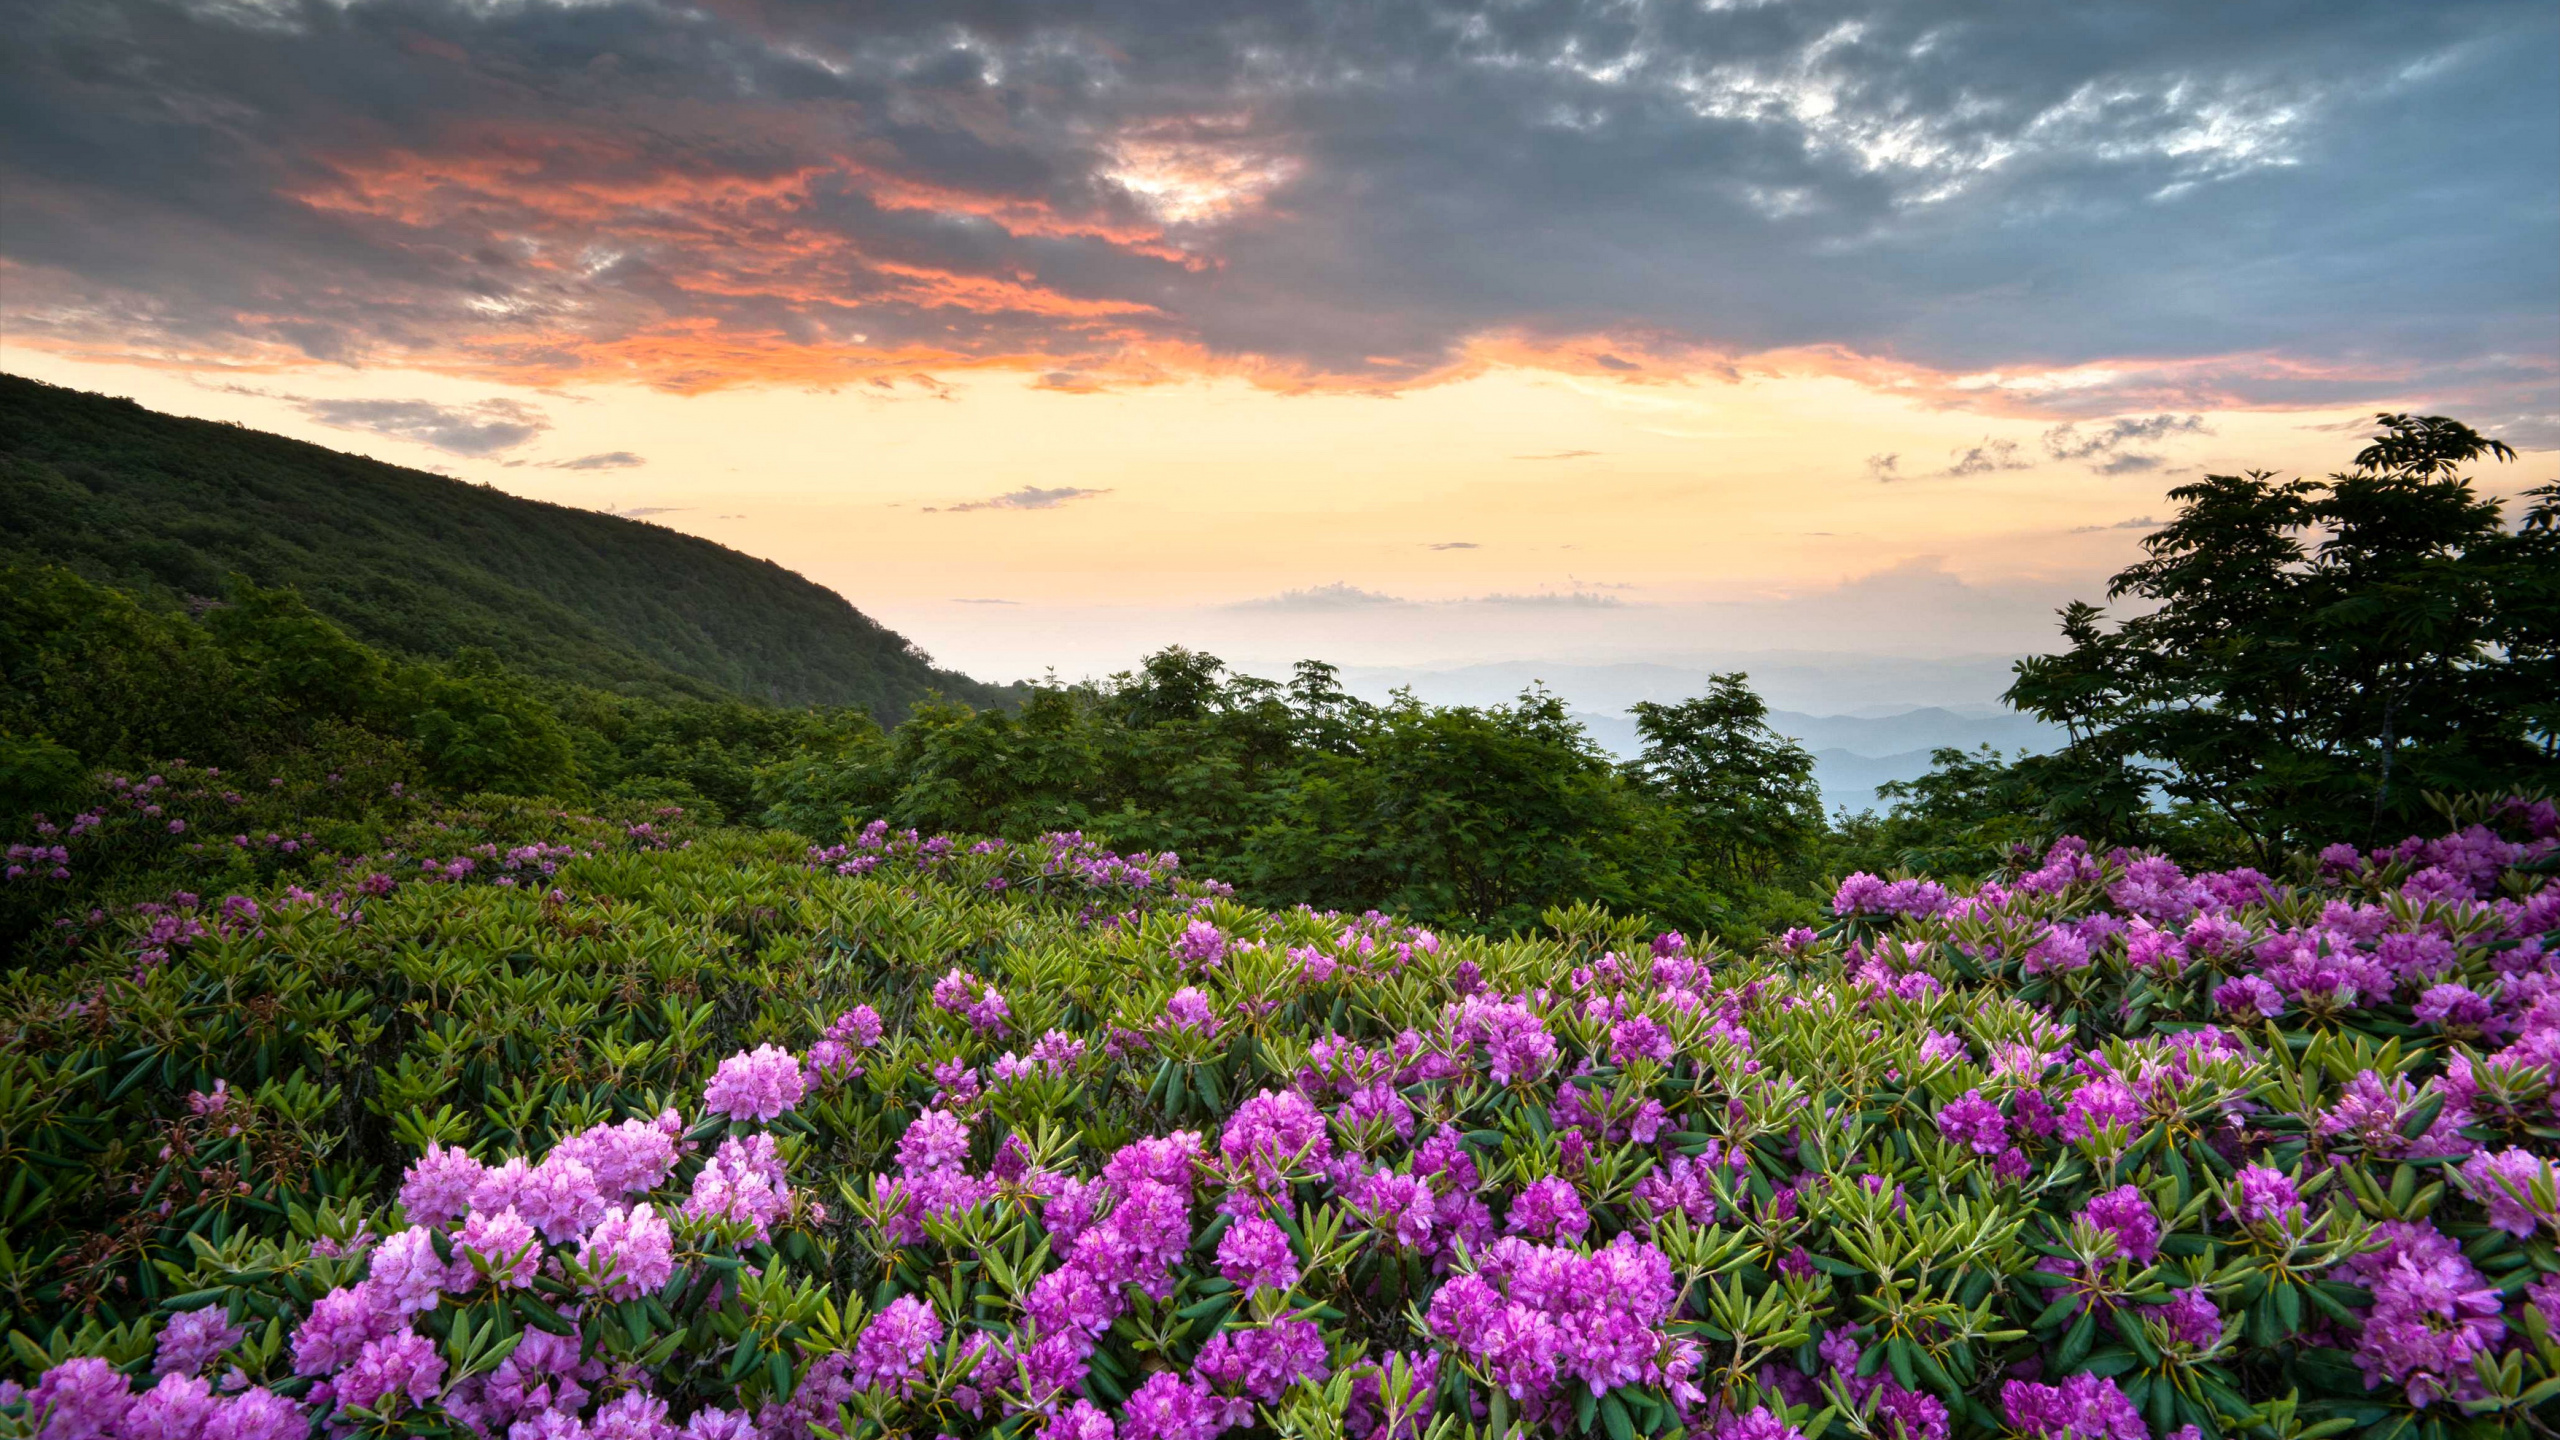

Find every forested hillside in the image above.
[0,375,1013,717]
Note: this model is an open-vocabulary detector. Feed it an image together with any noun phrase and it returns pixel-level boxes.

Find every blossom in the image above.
[337,1332,447,1413]
[2059,1076,2142,1143]
[2413,983,2494,1029]
[2162,1288,2222,1348]
[291,1284,401,1377]
[122,1372,219,1440]
[456,1207,541,1290]
[2212,974,2286,1019]
[29,1358,133,1440]
[897,1109,973,1174]
[850,1296,943,1396]
[2078,1186,2160,1265]
[154,1306,245,1377]
[2456,1148,2556,1237]
[1608,1014,1674,1066]
[1216,1214,1301,1292]
[1506,1176,1590,1243]
[514,1154,610,1246]
[1043,1401,1118,1440]
[399,1142,485,1226]
[1119,1371,1218,1440]
[1713,1409,1806,1440]
[578,1205,675,1300]
[1162,986,1220,1035]
[2001,1373,2145,1440]
[702,1044,807,1123]
[369,1225,455,1315]
[1171,920,1228,969]
[1934,1090,2008,1155]
[203,1389,307,1440]
[2228,1164,2305,1229]
[1220,1090,1329,1188]
[1194,1319,1329,1409]
[2354,1243,2507,1406]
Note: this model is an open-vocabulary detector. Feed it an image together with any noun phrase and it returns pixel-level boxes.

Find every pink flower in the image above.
[578,1205,675,1300]
[702,1045,807,1123]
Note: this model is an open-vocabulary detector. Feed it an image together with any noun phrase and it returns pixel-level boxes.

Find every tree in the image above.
[1626,675,1824,885]
[2006,415,2554,861]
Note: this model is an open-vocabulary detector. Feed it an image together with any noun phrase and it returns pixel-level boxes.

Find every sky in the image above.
[4,0,2555,704]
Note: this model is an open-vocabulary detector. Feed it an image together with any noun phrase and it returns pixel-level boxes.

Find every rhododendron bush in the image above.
[3,803,2558,1440]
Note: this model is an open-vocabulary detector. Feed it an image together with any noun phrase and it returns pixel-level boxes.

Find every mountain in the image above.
[1570,706,2059,814]
[0,375,1014,719]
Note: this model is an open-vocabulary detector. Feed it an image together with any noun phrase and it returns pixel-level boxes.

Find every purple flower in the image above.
[548,1115,683,1198]
[290,1284,401,1377]
[514,1154,610,1246]
[2059,1076,2143,1143]
[702,1044,807,1123]
[589,1392,675,1440]
[2162,1288,2222,1348]
[1162,987,1220,1036]
[2078,1186,2160,1265]
[1506,1176,1590,1244]
[30,1358,132,1440]
[2212,973,2286,1019]
[1194,1319,1330,1406]
[203,1388,306,1440]
[1713,1408,1806,1440]
[1453,996,1558,1087]
[1831,873,1952,919]
[1119,1371,1218,1440]
[1608,1015,1674,1066]
[122,1372,218,1440]
[1216,1215,1301,1292]
[369,1225,454,1316]
[2414,983,2494,1029]
[2354,1245,2507,1406]
[1171,920,1228,970]
[1220,1090,1330,1189]
[897,1109,973,1174]
[933,969,1012,1034]
[1043,1400,1118,1440]
[578,1204,675,1300]
[2228,1164,2306,1228]
[2456,1148,2556,1238]
[399,1142,484,1227]
[1934,1089,2008,1155]
[850,1296,943,1396]
[336,1332,446,1414]
[2001,1373,2145,1440]
[456,1207,541,1291]
[154,1307,245,1377]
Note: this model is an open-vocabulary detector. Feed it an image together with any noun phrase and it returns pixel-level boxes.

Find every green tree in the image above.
[2006,415,2555,860]
[1626,674,1824,885]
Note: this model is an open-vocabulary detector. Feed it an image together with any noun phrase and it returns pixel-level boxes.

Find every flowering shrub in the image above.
[3,802,2557,1440]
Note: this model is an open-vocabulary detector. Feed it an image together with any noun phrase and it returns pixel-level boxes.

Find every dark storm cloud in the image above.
[1,0,2552,416]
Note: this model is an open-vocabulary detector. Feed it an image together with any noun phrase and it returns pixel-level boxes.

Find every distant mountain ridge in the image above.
[0,375,1015,719]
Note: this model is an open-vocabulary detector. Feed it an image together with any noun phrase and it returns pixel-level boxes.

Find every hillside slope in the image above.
[0,374,1013,719]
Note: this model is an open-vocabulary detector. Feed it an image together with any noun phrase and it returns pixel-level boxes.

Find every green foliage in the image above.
[0,373,1017,720]
[2006,414,2559,862]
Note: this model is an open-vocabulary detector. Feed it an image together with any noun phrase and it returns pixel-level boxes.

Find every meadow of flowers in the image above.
[3,801,2557,1440]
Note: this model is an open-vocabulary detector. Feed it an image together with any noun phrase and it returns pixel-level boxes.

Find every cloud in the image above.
[1,0,2544,414]
[1470,591,1626,608]
[603,506,686,518]
[1865,453,1902,483]
[927,486,1112,513]
[1230,583,1411,611]
[2070,516,2161,532]
[952,597,1023,605]
[2042,414,2210,472]
[1514,451,1600,461]
[291,397,548,456]
[1941,439,2032,476]
[1426,541,1481,551]
[529,451,647,471]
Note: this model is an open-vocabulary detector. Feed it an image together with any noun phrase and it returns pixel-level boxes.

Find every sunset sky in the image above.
[5,0,2554,700]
